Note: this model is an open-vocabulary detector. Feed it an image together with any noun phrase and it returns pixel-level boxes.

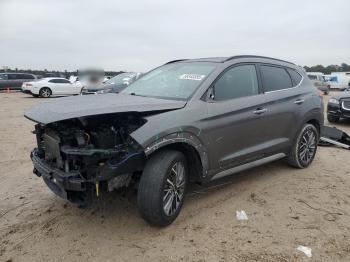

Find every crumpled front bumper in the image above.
[30,147,146,204]
[31,149,87,203]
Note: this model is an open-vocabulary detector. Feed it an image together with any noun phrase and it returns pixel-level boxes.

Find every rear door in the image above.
[7,74,20,88]
[204,64,270,171]
[258,64,305,151]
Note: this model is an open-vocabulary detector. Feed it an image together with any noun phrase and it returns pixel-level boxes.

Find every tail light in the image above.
[26,83,33,87]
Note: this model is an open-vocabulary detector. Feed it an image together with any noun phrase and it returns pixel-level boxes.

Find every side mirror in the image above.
[206,87,215,102]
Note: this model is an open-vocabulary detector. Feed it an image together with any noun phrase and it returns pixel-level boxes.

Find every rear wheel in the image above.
[137,150,188,226]
[287,124,319,168]
[39,87,52,98]
[327,114,339,123]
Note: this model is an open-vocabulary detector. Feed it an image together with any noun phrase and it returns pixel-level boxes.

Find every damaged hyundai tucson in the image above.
[25,56,323,226]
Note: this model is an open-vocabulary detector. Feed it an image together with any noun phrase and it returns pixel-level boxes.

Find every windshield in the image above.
[106,73,136,85]
[121,62,216,100]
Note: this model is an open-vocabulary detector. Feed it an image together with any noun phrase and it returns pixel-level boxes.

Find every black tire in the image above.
[287,124,319,168]
[39,87,52,98]
[137,150,188,227]
[327,114,339,123]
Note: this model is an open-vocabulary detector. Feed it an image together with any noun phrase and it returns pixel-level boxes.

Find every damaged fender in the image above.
[138,131,210,177]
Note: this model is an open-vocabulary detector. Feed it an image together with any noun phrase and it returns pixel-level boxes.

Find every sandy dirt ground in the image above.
[0,92,350,262]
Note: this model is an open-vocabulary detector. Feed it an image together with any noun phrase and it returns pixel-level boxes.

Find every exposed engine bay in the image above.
[31,113,146,205]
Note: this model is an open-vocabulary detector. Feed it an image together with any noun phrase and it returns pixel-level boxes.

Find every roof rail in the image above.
[164,59,188,64]
[224,55,295,65]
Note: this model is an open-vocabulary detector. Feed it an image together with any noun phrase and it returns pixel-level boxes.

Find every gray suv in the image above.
[25,56,323,226]
[0,73,37,90]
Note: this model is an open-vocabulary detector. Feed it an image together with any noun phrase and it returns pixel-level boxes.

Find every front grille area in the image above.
[342,100,350,111]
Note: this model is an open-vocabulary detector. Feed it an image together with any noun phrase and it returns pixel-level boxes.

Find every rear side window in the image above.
[214,64,259,101]
[15,74,34,79]
[8,74,17,80]
[23,74,35,80]
[57,79,70,83]
[15,74,25,79]
[287,69,302,86]
[49,79,70,83]
[261,65,292,92]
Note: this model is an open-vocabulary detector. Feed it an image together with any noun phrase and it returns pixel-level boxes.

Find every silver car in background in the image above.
[307,72,330,94]
[0,73,38,90]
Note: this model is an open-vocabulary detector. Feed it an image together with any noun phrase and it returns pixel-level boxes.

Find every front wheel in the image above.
[137,150,188,226]
[287,124,319,168]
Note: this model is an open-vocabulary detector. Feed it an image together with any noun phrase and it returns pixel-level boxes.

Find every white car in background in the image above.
[22,77,83,98]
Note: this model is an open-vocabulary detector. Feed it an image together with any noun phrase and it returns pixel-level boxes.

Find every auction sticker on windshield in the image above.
[179,74,206,81]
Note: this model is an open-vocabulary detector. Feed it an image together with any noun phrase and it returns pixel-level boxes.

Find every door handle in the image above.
[294,99,305,105]
[253,108,267,115]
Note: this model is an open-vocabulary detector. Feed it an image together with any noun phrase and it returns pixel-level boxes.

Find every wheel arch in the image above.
[298,109,323,135]
[144,132,209,182]
[306,118,321,134]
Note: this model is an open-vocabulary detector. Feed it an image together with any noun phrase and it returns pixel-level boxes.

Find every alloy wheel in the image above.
[298,128,317,164]
[163,161,186,216]
[41,88,51,97]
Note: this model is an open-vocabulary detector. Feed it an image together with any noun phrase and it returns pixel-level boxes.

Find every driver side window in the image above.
[214,65,259,101]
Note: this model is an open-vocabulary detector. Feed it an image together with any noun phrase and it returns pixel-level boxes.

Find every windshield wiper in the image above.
[129,92,147,97]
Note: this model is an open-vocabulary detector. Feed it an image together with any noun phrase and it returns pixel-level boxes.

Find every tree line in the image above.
[304,63,350,75]
[0,68,125,78]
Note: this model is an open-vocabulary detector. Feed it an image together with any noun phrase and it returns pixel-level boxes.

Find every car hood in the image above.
[24,93,186,124]
[332,91,350,100]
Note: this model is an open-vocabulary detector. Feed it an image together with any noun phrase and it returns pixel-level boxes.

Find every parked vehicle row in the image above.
[17,71,142,98]
[25,55,324,226]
